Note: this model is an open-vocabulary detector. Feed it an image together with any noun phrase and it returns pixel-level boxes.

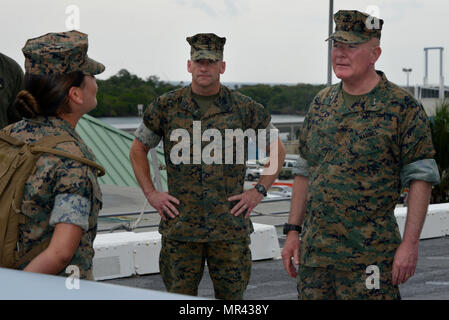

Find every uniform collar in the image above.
[29,116,84,142]
[180,84,233,118]
[332,70,388,114]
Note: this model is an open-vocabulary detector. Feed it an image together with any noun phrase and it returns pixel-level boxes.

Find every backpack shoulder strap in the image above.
[31,145,106,177]
[33,134,76,149]
[31,134,106,177]
[0,130,25,147]
[0,131,73,149]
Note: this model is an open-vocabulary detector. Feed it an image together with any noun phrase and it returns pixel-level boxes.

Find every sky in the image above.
[2,0,449,87]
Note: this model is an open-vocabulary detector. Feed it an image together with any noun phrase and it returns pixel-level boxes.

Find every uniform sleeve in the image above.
[399,99,439,187]
[294,97,320,177]
[400,159,440,187]
[136,98,164,148]
[292,154,309,177]
[51,158,93,231]
[134,122,162,149]
[49,194,91,231]
[142,97,165,137]
[246,100,271,131]
[298,108,312,162]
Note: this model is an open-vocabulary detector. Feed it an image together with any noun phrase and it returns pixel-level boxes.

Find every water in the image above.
[98,116,142,130]
[98,114,303,129]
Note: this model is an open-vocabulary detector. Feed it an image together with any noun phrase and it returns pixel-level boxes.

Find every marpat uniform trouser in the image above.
[159,236,252,300]
[297,264,401,300]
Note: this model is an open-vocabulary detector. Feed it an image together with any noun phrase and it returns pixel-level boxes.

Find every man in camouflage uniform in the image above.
[2,30,105,280]
[0,52,23,129]
[130,33,285,299]
[281,10,440,299]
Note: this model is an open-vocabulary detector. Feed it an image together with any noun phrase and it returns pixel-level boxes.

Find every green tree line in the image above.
[237,83,326,115]
[89,69,326,117]
[90,69,181,117]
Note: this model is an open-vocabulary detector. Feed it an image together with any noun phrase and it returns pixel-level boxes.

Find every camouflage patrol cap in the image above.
[22,30,105,76]
[326,10,384,44]
[186,33,226,61]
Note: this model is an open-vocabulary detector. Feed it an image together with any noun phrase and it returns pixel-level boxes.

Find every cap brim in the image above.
[325,31,370,44]
[79,56,105,75]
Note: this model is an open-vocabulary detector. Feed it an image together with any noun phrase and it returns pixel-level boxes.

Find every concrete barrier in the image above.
[92,203,449,281]
[395,203,449,239]
[93,223,281,281]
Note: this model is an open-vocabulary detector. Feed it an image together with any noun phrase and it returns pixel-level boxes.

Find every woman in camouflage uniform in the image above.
[2,30,105,280]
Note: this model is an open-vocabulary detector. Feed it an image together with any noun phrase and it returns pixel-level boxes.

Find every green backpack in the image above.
[0,131,105,269]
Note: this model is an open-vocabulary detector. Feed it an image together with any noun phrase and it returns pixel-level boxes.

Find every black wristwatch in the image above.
[254,183,267,197]
[283,223,302,235]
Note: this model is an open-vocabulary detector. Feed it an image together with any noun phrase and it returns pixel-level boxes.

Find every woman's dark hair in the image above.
[14,71,85,118]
